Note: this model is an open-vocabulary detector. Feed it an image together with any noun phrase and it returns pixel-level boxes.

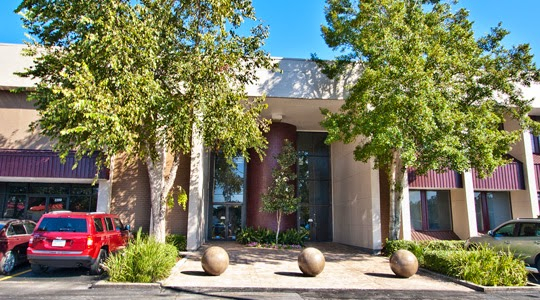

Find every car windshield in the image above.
[36,218,87,233]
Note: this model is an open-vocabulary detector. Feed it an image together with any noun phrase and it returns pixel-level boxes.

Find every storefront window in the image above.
[409,190,452,231]
[0,183,98,219]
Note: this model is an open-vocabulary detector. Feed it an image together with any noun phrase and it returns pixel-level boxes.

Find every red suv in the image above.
[27,211,130,275]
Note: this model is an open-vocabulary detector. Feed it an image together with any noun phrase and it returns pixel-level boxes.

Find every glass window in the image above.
[113,218,124,231]
[494,223,515,237]
[12,223,26,235]
[475,191,512,232]
[36,218,87,232]
[23,221,36,234]
[409,190,452,231]
[4,195,26,219]
[212,154,245,203]
[409,191,423,231]
[104,218,114,231]
[94,218,104,232]
[426,191,451,230]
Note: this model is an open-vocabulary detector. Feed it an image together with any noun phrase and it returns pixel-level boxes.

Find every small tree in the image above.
[261,140,301,245]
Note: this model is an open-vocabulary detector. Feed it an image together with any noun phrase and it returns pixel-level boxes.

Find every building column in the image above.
[96,179,111,213]
[521,130,540,217]
[462,171,478,238]
[400,171,412,240]
[186,129,208,251]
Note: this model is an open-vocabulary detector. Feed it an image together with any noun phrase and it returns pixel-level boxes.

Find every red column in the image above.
[246,122,297,232]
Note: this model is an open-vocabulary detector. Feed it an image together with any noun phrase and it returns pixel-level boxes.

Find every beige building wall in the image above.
[450,188,471,239]
[0,91,51,150]
[331,141,382,251]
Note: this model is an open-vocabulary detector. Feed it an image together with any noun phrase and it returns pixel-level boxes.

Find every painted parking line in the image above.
[0,269,31,281]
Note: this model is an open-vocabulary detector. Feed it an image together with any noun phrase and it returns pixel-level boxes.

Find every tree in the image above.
[261,139,301,245]
[314,0,540,240]
[16,0,274,242]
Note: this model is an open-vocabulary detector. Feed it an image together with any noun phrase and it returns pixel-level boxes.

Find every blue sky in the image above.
[1,0,539,63]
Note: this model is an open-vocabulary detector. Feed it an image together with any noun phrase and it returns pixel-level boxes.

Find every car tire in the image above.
[0,251,16,274]
[30,263,48,274]
[90,249,107,275]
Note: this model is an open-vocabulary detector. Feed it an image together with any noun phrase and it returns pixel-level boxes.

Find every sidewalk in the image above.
[160,241,473,293]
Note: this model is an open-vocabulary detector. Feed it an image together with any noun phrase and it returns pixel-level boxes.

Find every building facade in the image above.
[1,43,539,252]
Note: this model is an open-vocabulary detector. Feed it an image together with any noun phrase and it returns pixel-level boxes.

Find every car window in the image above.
[24,222,36,234]
[6,224,15,236]
[94,218,104,232]
[37,218,87,232]
[104,217,114,231]
[12,223,26,235]
[113,218,124,231]
[519,223,540,237]
[494,223,516,237]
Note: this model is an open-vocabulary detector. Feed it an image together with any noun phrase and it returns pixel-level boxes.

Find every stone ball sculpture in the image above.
[389,249,418,278]
[298,247,325,277]
[201,246,229,276]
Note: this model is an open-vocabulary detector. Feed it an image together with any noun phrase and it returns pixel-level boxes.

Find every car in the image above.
[27,211,130,275]
[0,219,36,274]
[465,218,540,271]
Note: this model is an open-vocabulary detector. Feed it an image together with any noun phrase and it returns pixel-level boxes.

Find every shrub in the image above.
[105,229,178,283]
[237,227,308,246]
[384,239,465,266]
[166,234,187,252]
[423,246,528,286]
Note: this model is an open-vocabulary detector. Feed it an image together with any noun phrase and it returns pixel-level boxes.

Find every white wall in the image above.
[331,140,382,251]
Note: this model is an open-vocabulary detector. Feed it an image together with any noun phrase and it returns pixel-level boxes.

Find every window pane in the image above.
[212,154,244,203]
[409,191,422,231]
[426,191,451,230]
[37,218,87,233]
[94,218,104,232]
[474,192,484,232]
[494,223,515,237]
[486,192,511,229]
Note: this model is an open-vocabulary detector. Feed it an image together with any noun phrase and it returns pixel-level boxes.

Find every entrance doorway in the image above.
[208,153,246,241]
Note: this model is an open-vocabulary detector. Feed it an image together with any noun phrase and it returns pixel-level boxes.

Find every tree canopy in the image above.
[315,0,540,239]
[16,0,274,241]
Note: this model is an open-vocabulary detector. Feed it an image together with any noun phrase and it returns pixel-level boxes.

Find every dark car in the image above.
[465,218,540,271]
[27,211,130,274]
[0,219,36,274]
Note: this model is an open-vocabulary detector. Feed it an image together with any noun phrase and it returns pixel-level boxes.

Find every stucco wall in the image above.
[450,188,470,239]
[0,91,51,149]
[331,140,381,251]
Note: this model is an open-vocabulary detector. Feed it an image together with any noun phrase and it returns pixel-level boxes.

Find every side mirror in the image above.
[487,230,493,236]
[125,224,131,231]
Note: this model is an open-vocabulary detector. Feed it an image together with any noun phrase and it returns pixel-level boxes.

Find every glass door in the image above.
[208,153,245,241]
[210,204,242,240]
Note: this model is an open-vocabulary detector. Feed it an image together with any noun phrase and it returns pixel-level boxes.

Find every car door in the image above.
[488,222,518,252]
[513,222,540,266]
[6,221,29,259]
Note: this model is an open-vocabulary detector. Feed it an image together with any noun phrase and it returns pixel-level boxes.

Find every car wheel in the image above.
[30,263,48,274]
[0,251,16,274]
[90,249,107,275]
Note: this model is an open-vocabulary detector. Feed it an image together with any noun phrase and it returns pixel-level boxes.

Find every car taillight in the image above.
[28,237,34,247]
[87,236,94,248]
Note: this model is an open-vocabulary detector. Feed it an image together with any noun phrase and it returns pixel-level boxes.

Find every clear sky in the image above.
[1,0,539,63]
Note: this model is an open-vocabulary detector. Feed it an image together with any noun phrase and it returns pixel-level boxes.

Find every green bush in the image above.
[423,246,528,286]
[236,227,308,246]
[105,230,178,283]
[166,234,187,252]
[384,239,465,265]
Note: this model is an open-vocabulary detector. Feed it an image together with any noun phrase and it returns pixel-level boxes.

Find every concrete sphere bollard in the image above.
[298,247,325,277]
[201,246,229,276]
[389,249,418,278]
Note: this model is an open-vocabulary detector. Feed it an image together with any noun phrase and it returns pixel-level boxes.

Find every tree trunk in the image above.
[275,210,282,245]
[146,142,181,243]
[388,150,405,241]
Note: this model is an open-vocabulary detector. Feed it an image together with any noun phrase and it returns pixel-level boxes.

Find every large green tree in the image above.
[315,0,540,240]
[16,0,274,242]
